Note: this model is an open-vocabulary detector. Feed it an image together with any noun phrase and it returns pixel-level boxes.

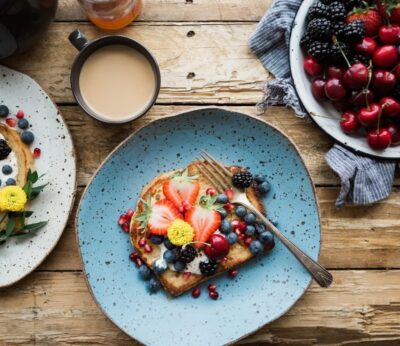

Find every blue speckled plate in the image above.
[76,107,320,345]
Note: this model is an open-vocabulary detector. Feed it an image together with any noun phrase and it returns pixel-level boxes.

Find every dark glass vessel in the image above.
[0,0,57,59]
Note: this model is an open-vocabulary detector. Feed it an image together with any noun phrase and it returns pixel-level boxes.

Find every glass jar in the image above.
[78,0,142,30]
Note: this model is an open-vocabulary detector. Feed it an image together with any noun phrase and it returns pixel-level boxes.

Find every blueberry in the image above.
[244,213,256,224]
[235,206,247,218]
[163,249,176,263]
[2,165,12,175]
[6,178,16,186]
[245,225,256,236]
[216,194,229,204]
[254,174,266,184]
[249,240,263,255]
[255,222,266,234]
[217,208,227,219]
[0,105,9,118]
[147,277,161,293]
[258,181,270,195]
[153,259,168,274]
[150,235,164,244]
[164,238,175,250]
[220,219,231,234]
[21,131,34,145]
[17,118,29,130]
[138,265,151,280]
[259,231,275,250]
[226,232,238,245]
[173,261,186,272]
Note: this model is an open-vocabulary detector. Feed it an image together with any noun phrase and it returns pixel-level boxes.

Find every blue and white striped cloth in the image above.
[249,0,397,207]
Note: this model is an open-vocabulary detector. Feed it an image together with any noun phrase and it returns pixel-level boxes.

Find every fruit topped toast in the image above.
[130,161,275,297]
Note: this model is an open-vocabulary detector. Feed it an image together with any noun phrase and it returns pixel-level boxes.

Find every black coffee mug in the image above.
[69,30,161,124]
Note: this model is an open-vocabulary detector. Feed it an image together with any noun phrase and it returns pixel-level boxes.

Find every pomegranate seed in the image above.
[225,188,234,200]
[206,187,216,196]
[183,271,191,280]
[228,269,238,278]
[238,221,247,232]
[118,214,128,225]
[238,233,245,241]
[224,203,234,212]
[125,209,134,219]
[135,258,143,267]
[209,291,219,300]
[178,206,185,214]
[33,148,41,158]
[129,252,138,261]
[138,238,146,247]
[192,288,201,298]
[244,236,252,247]
[146,232,152,239]
[231,220,240,230]
[6,118,16,127]
[207,284,217,291]
[122,222,130,233]
[144,244,153,253]
[16,110,24,119]
[182,201,192,211]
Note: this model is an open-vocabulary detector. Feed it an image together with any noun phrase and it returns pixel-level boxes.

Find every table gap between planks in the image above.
[1,0,400,345]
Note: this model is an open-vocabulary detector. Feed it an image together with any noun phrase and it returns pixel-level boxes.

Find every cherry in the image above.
[311,78,328,101]
[324,78,347,101]
[379,25,400,45]
[393,64,400,80]
[204,234,230,261]
[373,45,398,68]
[303,55,323,77]
[371,70,396,93]
[387,124,400,146]
[354,37,378,57]
[340,111,360,134]
[349,89,375,108]
[343,63,369,90]
[379,97,400,117]
[358,103,381,127]
[327,66,346,80]
[367,128,392,150]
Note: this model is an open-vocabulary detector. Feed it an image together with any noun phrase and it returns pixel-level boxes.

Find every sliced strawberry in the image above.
[147,199,181,235]
[163,170,200,209]
[185,196,221,247]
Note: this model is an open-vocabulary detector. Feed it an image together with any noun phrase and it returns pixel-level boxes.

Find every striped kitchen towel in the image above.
[249,0,397,207]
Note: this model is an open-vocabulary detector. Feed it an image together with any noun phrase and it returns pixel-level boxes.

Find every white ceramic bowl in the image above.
[289,0,400,159]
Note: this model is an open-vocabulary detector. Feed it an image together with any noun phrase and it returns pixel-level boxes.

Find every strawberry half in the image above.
[135,197,181,235]
[163,169,200,209]
[185,195,221,247]
[346,9,382,36]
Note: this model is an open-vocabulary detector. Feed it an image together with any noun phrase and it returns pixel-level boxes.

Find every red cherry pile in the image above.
[303,1,400,150]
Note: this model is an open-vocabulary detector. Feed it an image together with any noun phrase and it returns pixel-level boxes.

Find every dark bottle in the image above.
[0,0,57,59]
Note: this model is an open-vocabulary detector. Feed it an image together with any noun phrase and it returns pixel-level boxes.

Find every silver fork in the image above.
[194,150,333,288]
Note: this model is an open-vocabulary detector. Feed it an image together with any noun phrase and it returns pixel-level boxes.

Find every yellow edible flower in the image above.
[167,219,194,246]
[0,186,27,212]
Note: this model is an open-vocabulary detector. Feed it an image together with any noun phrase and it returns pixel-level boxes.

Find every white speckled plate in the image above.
[0,65,76,287]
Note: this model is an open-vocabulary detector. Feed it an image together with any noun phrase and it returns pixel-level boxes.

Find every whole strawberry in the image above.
[346,8,382,36]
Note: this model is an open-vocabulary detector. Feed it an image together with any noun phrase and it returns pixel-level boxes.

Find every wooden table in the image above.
[1,1,400,344]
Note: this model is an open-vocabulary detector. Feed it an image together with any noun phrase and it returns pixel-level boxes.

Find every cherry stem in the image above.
[377,103,388,133]
[364,65,373,109]
[187,241,210,247]
[332,36,351,68]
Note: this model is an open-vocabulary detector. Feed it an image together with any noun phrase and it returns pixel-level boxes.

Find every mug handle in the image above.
[69,30,89,51]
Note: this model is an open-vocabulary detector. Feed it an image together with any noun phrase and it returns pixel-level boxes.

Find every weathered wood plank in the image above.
[4,23,268,105]
[39,186,400,271]
[57,0,271,22]
[1,270,399,345]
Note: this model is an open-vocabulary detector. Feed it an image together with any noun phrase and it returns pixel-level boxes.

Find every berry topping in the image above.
[138,265,151,280]
[167,219,195,246]
[163,249,177,263]
[5,118,15,127]
[329,1,347,22]
[163,169,200,209]
[199,259,218,276]
[249,240,263,255]
[228,269,238,278]
[307,18,332,41]
[343,20,365,43]
[16,110,24,119]
[17,118,29,130]
[2,165,12,175]
[173,261,186,272]
[215,193,228,204]
[192,287,201,298]
[0,139,12,160]
[235,205,247,218]
[258,181,270,195]
[150,235,164,245]
[207,283,217,292]
[209,290,219,300]
[244,213,256,225]
[220,219,231,234]
[226,232,238,245]
[176,244,197,264]
[232,171,253,188]
[21,131,34,144]
[33,148,41,158]
[153,259,168,274]
[147,277,161,294]
[0,105,9,118]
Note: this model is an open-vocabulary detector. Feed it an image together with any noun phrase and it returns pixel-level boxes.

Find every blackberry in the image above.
[199,259,218,276]
[331,21,346,39]
[300,32,312,51]
[343,20,365,44]
[329,41,350,66]
[232,171,253,188]
[307,18,332,41]
[307,2,329,22]
[308,41,330,62]
[0,139,11,160]
[329,1,347,21]
[176,245,196,264]
[351,54,369,66]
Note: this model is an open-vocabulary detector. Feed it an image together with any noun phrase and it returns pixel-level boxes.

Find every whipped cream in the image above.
[0,134,18,187]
